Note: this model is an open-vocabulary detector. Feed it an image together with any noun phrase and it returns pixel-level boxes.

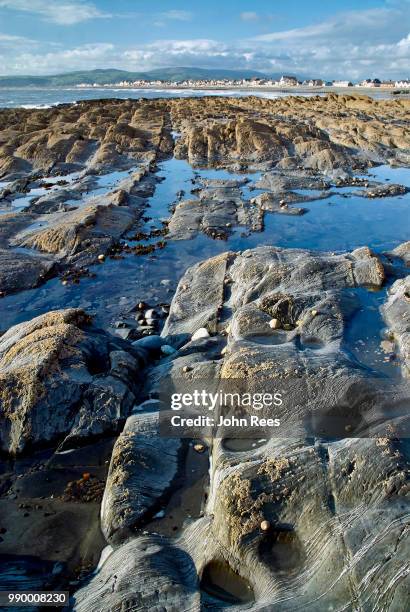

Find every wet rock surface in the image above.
[170,95,410,170]
[73,245,409,611]
[383,275,410,376]
[0,247,55,295]
[0,98,173,179]
[0,96,409,609]
[101,410,182,545]
[0,96,409,299]
[0,308,146,454]
[359,183,409,198]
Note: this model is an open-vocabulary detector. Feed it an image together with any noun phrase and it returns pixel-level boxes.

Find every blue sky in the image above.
[0,0,409,78]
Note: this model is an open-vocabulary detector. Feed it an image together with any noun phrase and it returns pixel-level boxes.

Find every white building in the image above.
[304,79,326,87]
[279,75,299,86]
[332,80,353,87]
[358,78,381,87]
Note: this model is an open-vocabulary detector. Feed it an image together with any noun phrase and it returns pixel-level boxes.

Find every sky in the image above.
[0,0,409,79]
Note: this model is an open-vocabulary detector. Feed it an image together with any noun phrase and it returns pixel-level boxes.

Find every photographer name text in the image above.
[170,414,281,428]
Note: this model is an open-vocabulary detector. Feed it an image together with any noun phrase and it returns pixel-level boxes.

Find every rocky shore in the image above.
[0,95,409,609]
[0,95,408,298]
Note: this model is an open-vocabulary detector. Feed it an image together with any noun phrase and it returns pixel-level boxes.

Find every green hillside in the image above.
[0,67,273,88]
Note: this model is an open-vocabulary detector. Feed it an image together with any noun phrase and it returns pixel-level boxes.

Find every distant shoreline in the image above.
[0,84,408,97]
[76,84,407,96]
[77,84,407,94]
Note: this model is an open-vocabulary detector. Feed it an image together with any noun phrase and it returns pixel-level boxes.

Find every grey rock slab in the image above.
[390,241,410,267]
[73,536,199,611]
[382,275,410,376]
[0,308,144,454]
[74,243,408,611]
[167,199,203,240]
[0,247,55,295]
[101,411,182,544]
[162,251,233,337]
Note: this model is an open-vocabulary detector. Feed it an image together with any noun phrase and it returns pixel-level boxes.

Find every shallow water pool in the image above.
[0,160,409,364]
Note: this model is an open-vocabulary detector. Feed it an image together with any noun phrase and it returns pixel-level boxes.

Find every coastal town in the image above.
[76,74,410,90]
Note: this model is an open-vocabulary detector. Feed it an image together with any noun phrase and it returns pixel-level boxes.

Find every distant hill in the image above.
[0,67,275,88]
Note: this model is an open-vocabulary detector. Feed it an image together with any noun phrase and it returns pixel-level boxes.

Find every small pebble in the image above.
[194,443,206,453]
[269,318,280,330]
[145,308,158,320]
[260,520,271,531]
[97,254,105,262]
[380,340,395,354]
[161,344,177,356]
[191,328,210,341]
[153,509,165,519]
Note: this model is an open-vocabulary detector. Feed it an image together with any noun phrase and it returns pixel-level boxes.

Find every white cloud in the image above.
[0,0,110,25]
[149,39,227,56]
[0,2,410,79]
[254,4,410,44]
[0,33,37,44]
[240,12,259,22]
[159,10,193,22]
[153,10,193,27]
[247,2,410,78]
[123,39,230,67]
[0,43,116,74]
